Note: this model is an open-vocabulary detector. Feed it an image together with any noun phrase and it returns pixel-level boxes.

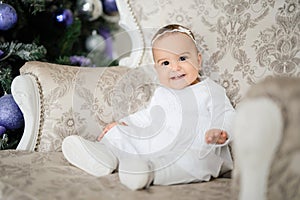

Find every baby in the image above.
[62,24,235,190]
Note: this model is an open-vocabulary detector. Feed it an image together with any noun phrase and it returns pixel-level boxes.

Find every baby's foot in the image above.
[62,135,118,177]
[119,158,154,190]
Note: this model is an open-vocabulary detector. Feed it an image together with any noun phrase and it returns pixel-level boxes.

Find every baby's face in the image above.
[152,32,201,90]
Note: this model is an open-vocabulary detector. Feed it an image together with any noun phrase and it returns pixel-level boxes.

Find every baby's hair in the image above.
[151,24,196,45]
[151,24,203,76]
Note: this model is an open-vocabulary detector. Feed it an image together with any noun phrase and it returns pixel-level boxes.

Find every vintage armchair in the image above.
[4,0,300,199]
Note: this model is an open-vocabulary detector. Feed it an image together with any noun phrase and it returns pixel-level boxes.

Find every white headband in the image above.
[151,27,197,46]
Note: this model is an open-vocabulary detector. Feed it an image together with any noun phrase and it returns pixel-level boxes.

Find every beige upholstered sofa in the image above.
[0,0,299,199]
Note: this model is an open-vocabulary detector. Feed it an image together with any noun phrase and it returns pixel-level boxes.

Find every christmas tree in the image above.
[0,0,120,149]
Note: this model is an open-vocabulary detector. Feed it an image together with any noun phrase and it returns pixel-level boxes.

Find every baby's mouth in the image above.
[170,74,186,80]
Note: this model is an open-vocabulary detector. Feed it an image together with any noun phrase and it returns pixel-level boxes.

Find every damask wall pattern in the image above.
[128,0,299,107]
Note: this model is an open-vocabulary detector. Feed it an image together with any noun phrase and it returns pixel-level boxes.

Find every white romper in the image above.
[103,77,235,184]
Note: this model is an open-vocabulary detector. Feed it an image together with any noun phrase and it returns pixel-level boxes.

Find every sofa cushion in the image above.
[0,149,233,200]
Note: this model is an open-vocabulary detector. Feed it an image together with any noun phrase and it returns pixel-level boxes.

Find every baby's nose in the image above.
[170,62,181,71]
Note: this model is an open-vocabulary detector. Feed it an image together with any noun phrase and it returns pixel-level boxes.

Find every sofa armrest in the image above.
[115,0,144,67]
[11,61,156,152]
[11,74,42,151]
[233,97,283,200]
[233,77,300,200]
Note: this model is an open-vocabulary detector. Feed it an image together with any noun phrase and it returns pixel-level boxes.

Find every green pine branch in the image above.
[59,19,82,56]
[0,134,9,150]
[0,130,23,150]
[0,42,47,94]
[0,67,12,94]
[0,42,47,61]
[20,0,46,14]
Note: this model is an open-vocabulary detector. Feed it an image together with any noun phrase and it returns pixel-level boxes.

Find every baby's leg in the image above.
[152,157,199,185]
[119,158,154,190]
[118,156,199,190]
[62,135,118,177]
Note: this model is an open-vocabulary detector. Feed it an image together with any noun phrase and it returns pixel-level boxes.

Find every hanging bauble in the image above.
[53,8,73,27]
[101,0,118,16]
[76,0,103,21]
[0,2,18,31]
[85,30,106,52]
[0,94,24,130]
[0,49,3,58]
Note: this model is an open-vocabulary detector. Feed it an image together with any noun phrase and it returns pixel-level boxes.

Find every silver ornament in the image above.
[85,30,106,52]
[76,0,103,21]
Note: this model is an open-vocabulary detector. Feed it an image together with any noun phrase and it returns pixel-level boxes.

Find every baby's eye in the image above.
[179,56,187,61]
[161,61,170,66]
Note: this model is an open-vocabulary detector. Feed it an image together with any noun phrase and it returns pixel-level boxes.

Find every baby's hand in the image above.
[205,129,228,144]
[97,121,127,141]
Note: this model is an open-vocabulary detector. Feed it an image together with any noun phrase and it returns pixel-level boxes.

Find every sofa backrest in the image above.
[16,62,157,151]
[116,0,299,107]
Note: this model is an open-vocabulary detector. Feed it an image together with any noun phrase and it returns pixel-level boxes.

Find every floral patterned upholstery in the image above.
[120,0,299,107]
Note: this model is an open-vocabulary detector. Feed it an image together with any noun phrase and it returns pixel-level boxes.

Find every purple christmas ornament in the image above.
[0,2,18,31]
[0,94,24,130]
[70,55,93,67]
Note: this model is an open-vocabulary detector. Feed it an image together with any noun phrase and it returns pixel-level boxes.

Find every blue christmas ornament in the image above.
[0,94,24,130]
[0,49,3,58]
[0,2,18,31]
[101,0,118,15]
[54,8,73,27]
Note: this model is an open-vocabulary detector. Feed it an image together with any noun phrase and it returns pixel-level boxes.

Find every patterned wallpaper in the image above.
[127,0,300,107]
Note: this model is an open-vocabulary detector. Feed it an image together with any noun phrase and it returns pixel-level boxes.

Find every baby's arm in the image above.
[205,79,235,145]
[97,87,165,142]
[205,129,228,144]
